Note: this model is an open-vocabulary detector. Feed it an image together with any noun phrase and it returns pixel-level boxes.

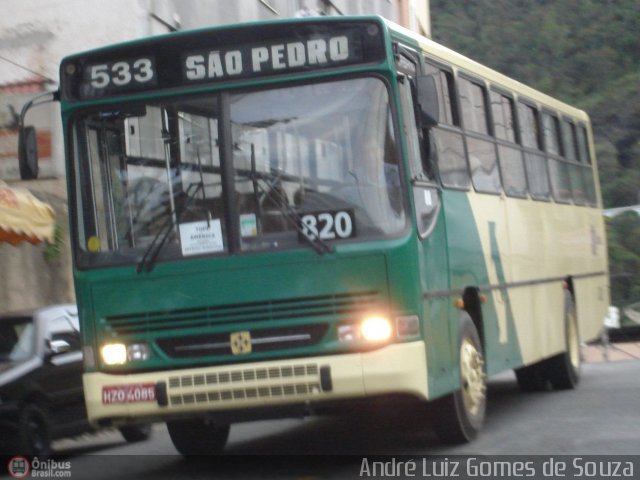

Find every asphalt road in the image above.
[31,360,640,478]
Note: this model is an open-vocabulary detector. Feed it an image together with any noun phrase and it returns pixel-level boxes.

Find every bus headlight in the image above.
[101,343,127,365]
[101,342,151,365]
[127,343,151,362]
[360,316,392,342]
[338,324,360,343]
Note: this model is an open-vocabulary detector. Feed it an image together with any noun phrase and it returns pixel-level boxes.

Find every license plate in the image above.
[102,383,156,404]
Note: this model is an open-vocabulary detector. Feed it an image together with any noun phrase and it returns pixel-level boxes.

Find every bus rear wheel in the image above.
[432,312,486,443]
[514,363,548,391]
[166,418,229,455]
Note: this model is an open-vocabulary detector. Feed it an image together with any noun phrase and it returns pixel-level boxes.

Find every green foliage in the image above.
[43,223,65,262]
[606,212,640,307]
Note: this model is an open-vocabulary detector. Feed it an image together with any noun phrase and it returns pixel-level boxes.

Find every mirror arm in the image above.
[19,90,60,129]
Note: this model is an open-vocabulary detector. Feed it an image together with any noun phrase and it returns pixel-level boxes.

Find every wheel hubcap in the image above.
[460,338,486,417]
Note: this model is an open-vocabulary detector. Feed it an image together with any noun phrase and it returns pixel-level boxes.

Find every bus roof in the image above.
[385,20,589,122]
[59,15,588,122]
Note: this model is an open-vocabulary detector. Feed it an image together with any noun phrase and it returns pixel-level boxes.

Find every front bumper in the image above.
[83,341,428,425]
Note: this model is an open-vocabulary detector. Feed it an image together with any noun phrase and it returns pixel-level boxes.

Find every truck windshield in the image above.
[71,77,406,268]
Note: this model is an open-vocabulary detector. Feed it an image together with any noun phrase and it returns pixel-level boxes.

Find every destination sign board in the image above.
[61,20,386,101]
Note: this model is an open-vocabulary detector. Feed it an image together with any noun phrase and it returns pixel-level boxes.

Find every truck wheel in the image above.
[167,418,229,455]
[432,312,486,443]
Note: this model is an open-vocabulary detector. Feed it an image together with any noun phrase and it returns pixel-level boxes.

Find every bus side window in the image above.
[517,102,541,150]
[422,62,456,126]
[459,77,500,193]
[543,111,572,203]
[519,101,551,201]
[492,91,526,198]
[561,119,588,205]
[576,124,597,206]
[459,77,489,135]
[422,61,469,190]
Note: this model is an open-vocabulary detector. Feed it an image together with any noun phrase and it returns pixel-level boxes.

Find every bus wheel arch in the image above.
[514,281,581,392]
[546,286,581,389]
[462,286,485,352]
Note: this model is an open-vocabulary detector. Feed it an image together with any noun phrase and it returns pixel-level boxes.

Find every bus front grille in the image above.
[156,323,329,358]
[102,291,381,336]
[166,362,325,407]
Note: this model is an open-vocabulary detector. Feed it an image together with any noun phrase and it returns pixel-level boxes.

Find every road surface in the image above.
[36,359,640,479]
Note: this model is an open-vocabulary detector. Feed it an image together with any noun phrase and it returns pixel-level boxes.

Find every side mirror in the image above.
[18,126,39,180]
[16,90,59,180]
[46,339,72,358]
[416,75,440,127]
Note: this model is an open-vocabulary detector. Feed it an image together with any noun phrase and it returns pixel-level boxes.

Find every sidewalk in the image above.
[581,342,640,363]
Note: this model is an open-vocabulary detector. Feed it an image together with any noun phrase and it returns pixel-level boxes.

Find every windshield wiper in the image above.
[136,182,202,273]
[256,175,332,255]
[245,149,332,255]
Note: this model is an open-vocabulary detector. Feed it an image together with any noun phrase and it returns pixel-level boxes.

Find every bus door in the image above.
[397,50,453,397]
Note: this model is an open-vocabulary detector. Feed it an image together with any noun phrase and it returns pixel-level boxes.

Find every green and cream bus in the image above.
[21,16,608,453]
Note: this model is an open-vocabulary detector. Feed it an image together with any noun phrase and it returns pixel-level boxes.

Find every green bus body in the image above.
[57,16,608,444]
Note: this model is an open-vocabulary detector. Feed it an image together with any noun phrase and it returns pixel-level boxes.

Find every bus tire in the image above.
[119,423,152,443]
[432,312,486,443]
[166,418,229,455]
[545,291,581,390]
[514,363,548,392]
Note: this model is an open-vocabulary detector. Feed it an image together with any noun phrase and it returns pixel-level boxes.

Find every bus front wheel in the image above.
[119,423,152,443]
[432,312,486,443]
[166,418,230,455]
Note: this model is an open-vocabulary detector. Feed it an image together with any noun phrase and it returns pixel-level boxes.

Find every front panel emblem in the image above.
[230,331,252,355]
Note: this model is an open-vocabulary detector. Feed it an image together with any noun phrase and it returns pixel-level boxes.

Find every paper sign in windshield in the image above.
[179,219,224,256]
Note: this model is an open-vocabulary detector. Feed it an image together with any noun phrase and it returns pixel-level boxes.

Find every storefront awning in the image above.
[0,181,55,245]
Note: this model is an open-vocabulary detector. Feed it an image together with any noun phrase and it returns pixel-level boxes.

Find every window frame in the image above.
[491,87,527,198]
[560,116,591,206]
[517,97,552,202]
[457,73,491,136]
[422,57,471,192]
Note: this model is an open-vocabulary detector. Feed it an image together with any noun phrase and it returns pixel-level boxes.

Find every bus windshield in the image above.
[71,77,406,268]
